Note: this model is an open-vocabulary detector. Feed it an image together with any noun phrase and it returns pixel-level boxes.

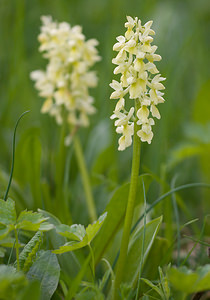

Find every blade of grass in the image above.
[4,111,30,201]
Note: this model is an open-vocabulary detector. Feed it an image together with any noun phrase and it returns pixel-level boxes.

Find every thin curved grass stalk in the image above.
[14,231,43,273]
[4,111,30,201]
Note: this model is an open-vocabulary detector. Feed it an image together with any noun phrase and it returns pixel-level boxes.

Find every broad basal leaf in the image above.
[93,175,152,264]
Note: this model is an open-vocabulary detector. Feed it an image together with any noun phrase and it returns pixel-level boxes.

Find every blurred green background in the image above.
[0,0,210,225]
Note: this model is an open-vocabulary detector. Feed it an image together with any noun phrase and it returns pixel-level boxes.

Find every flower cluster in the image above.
[31,16,100,133]
[110,16,165,151]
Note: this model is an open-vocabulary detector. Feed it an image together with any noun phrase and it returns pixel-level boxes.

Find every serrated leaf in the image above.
[53,239,88,254]
[16,211,49,231]
[0,225,14,241]
[0,236,16,247]
[53,213,107,254]
[0,198,16,226]
[86,212,107,243]
[168,264,210,293]
[27,250,60,300]
[16,231,43,273]
[55,224,86,241]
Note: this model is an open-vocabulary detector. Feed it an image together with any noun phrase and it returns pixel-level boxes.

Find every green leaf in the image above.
[141,278,164,298]
[159,266,170,300]
[0,198,16,226]
[16,211,53,231]
[0,225,13,241]
[53,239,88,254]
[17,231,43,273]
[17,280,41,300]
[168,265,210,294]
[93,175,152,264]
[38,209,81,278]
[27,250,60,300]
[53,213,107,254]
[55,224,86,241]
[86,212,107,243]
[123,216,162,285]
[0,265,27,300]
[0,247,6,257]
[0,236,16,247]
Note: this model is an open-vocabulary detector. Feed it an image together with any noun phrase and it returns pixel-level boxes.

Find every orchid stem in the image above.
[113,100,141,300]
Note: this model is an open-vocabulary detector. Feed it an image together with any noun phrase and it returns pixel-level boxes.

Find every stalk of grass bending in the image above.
[4,111,30,201]
[73,135,97,222]
[135,178,147,300]
[113,100,141,300]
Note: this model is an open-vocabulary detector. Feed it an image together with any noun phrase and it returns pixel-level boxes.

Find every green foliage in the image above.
[168,265,210,294]
[0,1,210,299]
[0,198,16,226]
[17,231,43,273]
[123,216,162,285]
[0,198,53,242]
[141,266,171,300]
[53,212,107,254]
[27,250,60,300]
[93,175,152,264]
[0,265,27,300]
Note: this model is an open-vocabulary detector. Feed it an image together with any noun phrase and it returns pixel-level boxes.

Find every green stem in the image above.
[73,135,97,222]
[88,244,95,280]
[14,228,20,271]
[135,179,146,300]
[113,100,141,300]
